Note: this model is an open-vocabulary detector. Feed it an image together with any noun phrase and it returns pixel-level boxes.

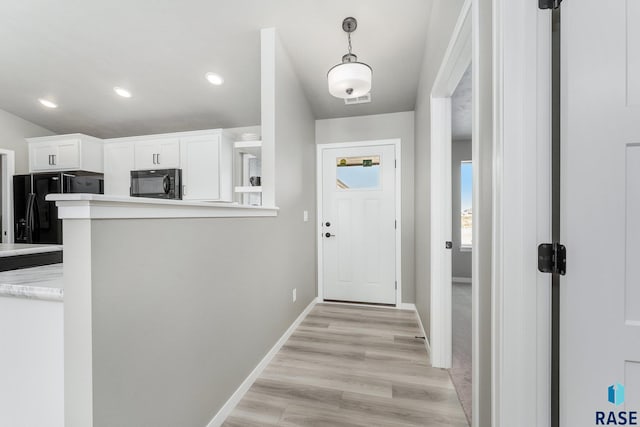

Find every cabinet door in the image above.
[133,139,180,170]
[30,144,56,171]
[133,142,159,170]
[52,139,80,169]
[104,143,135,196]
[157,140,180,168]
[180,135,220,200]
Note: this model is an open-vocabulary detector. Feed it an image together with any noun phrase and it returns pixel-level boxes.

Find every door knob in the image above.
[325,232,335,238]
[325,222,331,227]
[445,241,453,249]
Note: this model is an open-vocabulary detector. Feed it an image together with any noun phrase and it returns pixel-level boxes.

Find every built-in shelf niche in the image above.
[234,140,262,206]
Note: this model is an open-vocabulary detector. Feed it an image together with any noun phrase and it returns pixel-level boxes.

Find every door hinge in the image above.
[395,281,397,290]
[537,243,566,275]
[395,159,397,168]
[539,0,562,9]
[395,220,397,229]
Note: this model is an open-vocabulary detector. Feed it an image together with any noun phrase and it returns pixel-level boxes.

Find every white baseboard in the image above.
[452,276,472,284]
[412,304,432,354]
[400,303,416,310]
[206,297,319,427]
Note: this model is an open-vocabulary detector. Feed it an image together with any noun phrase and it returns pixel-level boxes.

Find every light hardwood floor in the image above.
[222,303,469,427]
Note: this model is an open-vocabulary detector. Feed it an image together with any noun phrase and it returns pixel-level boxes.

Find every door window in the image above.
[336,155,381,190]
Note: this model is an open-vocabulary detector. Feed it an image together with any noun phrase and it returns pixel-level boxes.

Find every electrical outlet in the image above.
[292,288,297,302]
[303,210,309,222]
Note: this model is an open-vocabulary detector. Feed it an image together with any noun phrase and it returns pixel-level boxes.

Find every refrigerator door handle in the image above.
[25,193,36,244]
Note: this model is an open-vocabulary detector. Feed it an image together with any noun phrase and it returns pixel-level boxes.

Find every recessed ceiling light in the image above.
[38,98,58,109]
[114,87,132,98]
[205,72,224,86]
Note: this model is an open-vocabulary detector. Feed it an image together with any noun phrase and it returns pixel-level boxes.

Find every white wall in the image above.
[315,111,415,303]
[0,108,55,174]
[414,0,466,338]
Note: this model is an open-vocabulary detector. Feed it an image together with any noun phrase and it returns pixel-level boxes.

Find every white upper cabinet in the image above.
[180,132,232,201]
[133,138,180,170]
[104,142,135,196]
[27,134,103,173]
[104,129,233,201]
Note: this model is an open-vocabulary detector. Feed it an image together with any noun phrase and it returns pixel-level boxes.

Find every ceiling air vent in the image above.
[344,93,371,105]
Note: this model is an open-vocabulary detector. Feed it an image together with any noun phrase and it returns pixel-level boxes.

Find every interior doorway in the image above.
[450,65,473,423]
[429,1,476,426]
[0,149,15,243]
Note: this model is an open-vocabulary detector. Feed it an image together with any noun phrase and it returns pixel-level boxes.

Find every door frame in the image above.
[0,149,15,243]
[316,139,402,307]
[429,0,471,370]
[492,0,552,426]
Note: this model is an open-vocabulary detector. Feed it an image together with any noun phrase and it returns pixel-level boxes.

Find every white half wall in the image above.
[315,111,415,303]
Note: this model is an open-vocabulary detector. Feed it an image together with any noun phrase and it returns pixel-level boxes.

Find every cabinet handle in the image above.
[183,185,186,196]
[156,153,160,164]
[52,154,56,165]
[48,155,52,165]
[152,153,157,165]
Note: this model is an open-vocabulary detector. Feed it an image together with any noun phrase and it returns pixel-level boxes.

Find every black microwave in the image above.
[130,169,182,199]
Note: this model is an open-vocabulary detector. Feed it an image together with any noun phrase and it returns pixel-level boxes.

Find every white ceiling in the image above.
[0,0,433,138]
[452,65,472,141]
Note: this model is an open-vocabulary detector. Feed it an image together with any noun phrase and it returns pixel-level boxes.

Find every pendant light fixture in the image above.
[327,17,372,99]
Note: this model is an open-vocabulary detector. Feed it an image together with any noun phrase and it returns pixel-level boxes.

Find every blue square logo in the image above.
[609,383,625,406]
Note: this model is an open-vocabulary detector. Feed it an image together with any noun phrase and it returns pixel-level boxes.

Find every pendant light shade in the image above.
[328,17,372,99]
[328,59,372,99]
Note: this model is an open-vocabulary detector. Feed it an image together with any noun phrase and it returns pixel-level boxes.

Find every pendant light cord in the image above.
[348,31,352,55]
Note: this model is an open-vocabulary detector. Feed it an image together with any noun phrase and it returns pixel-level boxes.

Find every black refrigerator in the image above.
[13,172,104,244]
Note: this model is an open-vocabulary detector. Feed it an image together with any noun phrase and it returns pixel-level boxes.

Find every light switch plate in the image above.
[292,288,297,302]
[303,210,309,222]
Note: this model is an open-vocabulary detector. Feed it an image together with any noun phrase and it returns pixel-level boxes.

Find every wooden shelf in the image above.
[234,186,263,193]
[234,140,262,148]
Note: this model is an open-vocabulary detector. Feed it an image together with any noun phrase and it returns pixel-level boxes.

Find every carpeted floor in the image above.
[451,280,472,424]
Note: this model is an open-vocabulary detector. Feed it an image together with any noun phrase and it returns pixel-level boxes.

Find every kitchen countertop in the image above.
[47,193,278,219]
[0,264,63,302]
[0,243,63,257]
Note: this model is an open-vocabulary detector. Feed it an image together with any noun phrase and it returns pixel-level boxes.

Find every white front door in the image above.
[562,0,640,424]
[321,144,397,305]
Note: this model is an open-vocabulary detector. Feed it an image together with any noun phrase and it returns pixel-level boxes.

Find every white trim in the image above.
[429,0,472,370]
[471,0,494,424]
[47,194,278,219]
[492,0,552,426]
[400,303,416,310]
[460,245,472,252]
[207,297,319,427]
[316,139,402,307]
[452,277,472,284]
[412,302,432,355]
[0,149,15,243]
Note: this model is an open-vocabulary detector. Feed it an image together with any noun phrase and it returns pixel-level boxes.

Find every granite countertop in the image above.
[0,243,63,257]
[0,264,63,302]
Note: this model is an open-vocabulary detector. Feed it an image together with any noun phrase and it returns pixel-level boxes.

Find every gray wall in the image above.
[315,111,415,303]
[414,0,466,339]
[0,108,55,173]
[452,139,472,279]
[89,31,317,427]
